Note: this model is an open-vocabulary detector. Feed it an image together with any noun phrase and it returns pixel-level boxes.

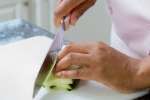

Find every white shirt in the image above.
[107,0,150,58]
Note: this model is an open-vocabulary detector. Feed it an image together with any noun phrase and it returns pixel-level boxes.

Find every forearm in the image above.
[102,52,150,93]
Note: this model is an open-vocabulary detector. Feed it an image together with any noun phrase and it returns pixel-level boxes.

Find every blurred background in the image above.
[0,0,111,43]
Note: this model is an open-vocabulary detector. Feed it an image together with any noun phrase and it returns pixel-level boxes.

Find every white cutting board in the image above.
[0,36,146,100]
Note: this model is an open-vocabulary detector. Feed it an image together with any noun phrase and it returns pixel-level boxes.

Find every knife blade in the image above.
[33,18,66,98]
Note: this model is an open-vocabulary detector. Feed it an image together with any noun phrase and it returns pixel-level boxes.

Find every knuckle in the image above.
[89,42,107,61]
[65,43,74,51]
[65,53,75,65]
[54,10,60,17]
[98,42,106,48]
[68,53,75,60]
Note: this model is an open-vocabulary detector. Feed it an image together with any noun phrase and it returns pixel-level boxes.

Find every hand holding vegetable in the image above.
[56,42,148,92]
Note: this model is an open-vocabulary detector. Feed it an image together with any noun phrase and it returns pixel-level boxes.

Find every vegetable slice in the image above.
[37,62,80,91]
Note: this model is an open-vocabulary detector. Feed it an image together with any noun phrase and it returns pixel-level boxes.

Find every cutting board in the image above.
[0,36,146,100]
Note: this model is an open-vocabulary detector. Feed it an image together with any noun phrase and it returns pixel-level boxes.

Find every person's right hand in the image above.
[54,0,96,28]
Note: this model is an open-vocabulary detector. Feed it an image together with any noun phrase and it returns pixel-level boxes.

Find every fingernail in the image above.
[56,72,62,77]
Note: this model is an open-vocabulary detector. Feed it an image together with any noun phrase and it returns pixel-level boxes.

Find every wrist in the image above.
[126,58,142,92]
[132,57,150,91]
[114,57,150,93]
[117,58,141,93]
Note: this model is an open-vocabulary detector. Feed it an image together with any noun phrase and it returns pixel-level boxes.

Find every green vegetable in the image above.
[37,62,80,91]
[43,74,74,91]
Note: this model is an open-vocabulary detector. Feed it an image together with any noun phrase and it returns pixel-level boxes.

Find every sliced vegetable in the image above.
[37,63,80,91]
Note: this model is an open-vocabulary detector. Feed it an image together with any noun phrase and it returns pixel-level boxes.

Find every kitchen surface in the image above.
[0,0,149,100]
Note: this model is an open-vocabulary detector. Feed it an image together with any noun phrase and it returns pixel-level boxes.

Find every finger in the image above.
[58,42,89,59]
[56,52,90,71]
[54,0,62,27]
[64,15,71,30]
[56,68,88,80]
[70,0,96,25]
[54,0,85,27]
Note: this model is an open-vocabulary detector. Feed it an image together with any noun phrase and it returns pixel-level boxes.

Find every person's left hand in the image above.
[55,42,140,92]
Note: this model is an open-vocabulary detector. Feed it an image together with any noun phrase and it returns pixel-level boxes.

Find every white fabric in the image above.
[107,0,150,57]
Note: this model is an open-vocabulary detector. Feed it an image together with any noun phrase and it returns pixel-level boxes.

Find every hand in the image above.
[55,42,141,92]
[54,0,96,27]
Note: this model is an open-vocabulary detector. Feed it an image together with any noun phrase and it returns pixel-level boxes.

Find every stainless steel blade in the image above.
[33,54,53,98]
[33,17,65,98]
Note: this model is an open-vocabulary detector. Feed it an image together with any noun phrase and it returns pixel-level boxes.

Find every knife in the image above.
[33,17,66,98]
